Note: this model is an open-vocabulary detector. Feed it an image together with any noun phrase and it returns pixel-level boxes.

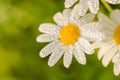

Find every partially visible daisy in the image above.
[37,8,104,68]
[64,0,120,16]
[93,9,120,75]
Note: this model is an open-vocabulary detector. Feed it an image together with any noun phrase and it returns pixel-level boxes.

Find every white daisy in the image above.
[64,0,120,15]
[92,9,120,75]
[37,8,104,68]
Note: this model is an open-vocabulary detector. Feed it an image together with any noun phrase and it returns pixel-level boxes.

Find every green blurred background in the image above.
[0,0,120,80]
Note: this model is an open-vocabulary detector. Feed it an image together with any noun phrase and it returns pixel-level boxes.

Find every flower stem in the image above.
[101,0,113,13]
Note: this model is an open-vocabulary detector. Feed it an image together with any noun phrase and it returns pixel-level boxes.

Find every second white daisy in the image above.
[93,9,120,76]
[37,8,104,68]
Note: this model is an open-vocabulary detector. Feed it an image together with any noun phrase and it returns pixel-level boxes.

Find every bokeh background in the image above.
[0,0,120,80]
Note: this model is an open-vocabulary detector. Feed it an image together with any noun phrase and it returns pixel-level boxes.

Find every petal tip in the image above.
[48,61,54,67]
[64,64,70,68]
[39,52,45,58]
[102,60,108,67]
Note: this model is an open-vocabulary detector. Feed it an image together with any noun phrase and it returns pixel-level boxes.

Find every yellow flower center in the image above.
[114,26,120,45]
[59,23,80,46]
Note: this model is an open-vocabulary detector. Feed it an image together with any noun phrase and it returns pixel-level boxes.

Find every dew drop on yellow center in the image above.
[59,23,80,46]
[114,26,120,45]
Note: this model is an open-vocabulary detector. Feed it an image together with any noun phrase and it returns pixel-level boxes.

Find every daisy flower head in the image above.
[64,0,120,16]
[93,9,120,75]
[37,8,104,68]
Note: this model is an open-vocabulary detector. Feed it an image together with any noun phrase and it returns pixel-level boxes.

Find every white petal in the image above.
[64,0,78,8]
[39,23,60,34]
[92,41,104,49]
[74,43,86,65]
[100,26,114,37]
[77,1,88,16]
[110,9,120,25]
[53,12,66,27]
[40,41,57,58]
[113,63,120,76]
[78,38,94,54]
[48,43,65,67]
[79,13,95,25]
[81,22,105,42]
[81,22,102,31]
[112,51,120,63]
[80,0,87,3]
[81,32,104,42]
[88,0,99,14]
[98,41,114,60]
[113,51,120,76]
[70,4,80,20]
[63,46,73,68]
[119,45,120,50]
[63,9,72,23]
[105,0,120,4]
[102,45,118,67]
[98,13,117,31]
[92,40,114,49]
[36,34,58,42]
[71,3,88,19]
